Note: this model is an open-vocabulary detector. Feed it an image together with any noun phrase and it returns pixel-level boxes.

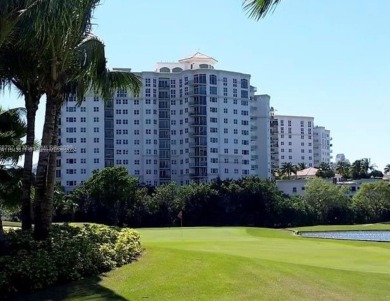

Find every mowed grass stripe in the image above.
[21,226,390,301]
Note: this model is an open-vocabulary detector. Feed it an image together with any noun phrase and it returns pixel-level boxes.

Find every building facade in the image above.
[313,126,332,166]
[57,53,271,191]
[270,115,315,168]
[270,114,333,169]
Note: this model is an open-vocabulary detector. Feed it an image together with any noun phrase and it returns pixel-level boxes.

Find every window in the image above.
[117,89,127,97]
[241,90,248,99]
[241,79,248,89]
[93,107,99,112]
[210,74,217,85]
[66,127,76,133]
[66,107,76,112]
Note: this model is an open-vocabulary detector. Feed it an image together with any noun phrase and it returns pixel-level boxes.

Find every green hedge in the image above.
[0,224,142,299]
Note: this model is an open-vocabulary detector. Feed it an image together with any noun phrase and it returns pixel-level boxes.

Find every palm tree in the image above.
[335,161,351,179]
[361,158,375,176]
[243,0,282,20]
[0,106,26,253]
[24,0,141,239]
[0,0,28,46]
[0,31,45,230]
[316,162,335,179]
[384,164,390,175]
[280,162,297,179]
[297,162,307,171]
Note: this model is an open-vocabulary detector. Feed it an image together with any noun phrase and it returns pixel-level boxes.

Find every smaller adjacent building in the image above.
[313,126,332,167]
[276,177,383,197]
[270,114,333,169]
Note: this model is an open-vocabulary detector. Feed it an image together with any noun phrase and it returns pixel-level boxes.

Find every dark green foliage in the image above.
[60,168,390,230]
[0,224,142,299]
[69,167,138,226]
[274,196,317,227]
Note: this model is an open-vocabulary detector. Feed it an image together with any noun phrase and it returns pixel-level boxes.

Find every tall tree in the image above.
[243,0,282,20]
[0,33,44,230]
[297,162,307,171]
[335,161,351,179]
[83,167,138,225]
[21,0,141,239]
[361,158,375,176]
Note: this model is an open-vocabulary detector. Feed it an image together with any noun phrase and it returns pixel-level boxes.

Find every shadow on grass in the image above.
[12,275,129,301]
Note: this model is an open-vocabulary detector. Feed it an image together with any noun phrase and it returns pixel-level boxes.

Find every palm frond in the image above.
[63,34,142,104]
[243,0,282,20]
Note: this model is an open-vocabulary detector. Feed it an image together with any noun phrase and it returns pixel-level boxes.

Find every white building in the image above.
[58,52,271,191]
[269,114,333,170]
[313,126,332,166]
[271,115,315,168]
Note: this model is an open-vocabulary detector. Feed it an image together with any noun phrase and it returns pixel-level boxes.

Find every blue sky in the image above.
[3,0,390,170]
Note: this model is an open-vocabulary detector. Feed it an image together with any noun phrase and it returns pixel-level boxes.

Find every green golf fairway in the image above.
[21,225,390,301]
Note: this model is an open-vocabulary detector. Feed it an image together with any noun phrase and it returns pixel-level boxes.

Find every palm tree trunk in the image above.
[21,94,39,231]
[34,94,60,240]
[44,103,61,226]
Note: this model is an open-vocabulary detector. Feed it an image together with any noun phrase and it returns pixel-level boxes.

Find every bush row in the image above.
[0,224,142,299]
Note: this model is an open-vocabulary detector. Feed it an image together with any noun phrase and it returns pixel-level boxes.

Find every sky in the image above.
[2,0,390,170]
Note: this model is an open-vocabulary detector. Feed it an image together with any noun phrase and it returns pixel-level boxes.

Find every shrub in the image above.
[0,224,142,299]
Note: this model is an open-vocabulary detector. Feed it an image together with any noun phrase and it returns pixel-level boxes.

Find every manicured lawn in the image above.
[17,225,390,301]
[2,221,21,228]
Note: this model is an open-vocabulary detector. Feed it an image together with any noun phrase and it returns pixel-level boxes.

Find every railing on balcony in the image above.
[189,162,207,168]
[189,152,207,157]
[189,142,207,147]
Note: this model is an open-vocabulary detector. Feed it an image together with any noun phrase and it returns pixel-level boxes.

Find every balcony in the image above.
[188,87,207,96]
[189,131,207,137]
[189,162,207,168]
[189,121,207,126]
[189,152,208,157]
[189,110,207,116]
[189,142,207,147]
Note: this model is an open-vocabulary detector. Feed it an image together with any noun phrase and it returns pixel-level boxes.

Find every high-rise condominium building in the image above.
[58,53,271,191]
[270,114,332,169]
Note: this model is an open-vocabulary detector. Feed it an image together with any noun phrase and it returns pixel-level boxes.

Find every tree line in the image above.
[49,167,390,229]
[275,159,386,180]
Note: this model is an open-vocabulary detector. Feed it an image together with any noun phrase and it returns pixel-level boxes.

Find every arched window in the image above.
[159,67,170,73]
[172,67,183,73]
